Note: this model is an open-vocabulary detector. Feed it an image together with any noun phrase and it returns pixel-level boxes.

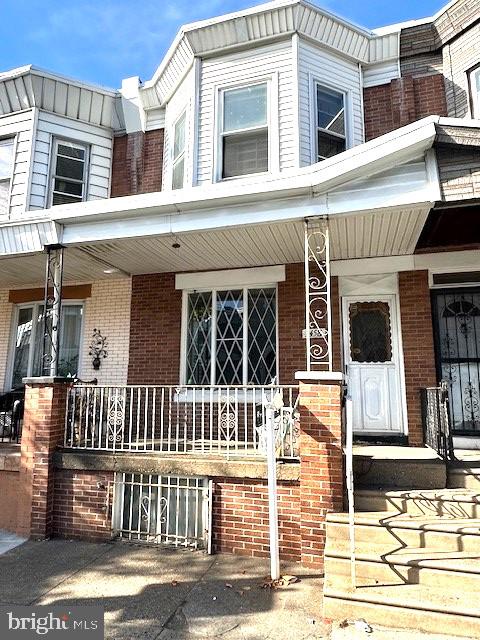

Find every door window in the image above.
[349,301,392,363]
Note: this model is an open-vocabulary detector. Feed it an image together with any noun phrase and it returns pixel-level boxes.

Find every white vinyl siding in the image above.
[29,111,113,210]
[298,38,364,166]
[0,109,35,219]
[197,41,294,184]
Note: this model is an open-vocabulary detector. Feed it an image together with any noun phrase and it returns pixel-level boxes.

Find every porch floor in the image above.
[352,445,440,461]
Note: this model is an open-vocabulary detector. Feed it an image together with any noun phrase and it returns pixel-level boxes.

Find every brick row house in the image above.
[1,0,480,632]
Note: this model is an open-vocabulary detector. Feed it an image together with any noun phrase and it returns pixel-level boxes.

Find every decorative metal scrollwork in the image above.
[107,394,125,443]
[304,219,331,371]
[42,245,64,376]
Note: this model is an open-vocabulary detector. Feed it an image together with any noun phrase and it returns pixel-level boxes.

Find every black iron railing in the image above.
[421,381,454,461]
[0,389,24,444]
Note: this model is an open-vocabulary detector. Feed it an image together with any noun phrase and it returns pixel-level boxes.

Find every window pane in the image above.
[317,131,346,161]
[223,130,268,178]
[11,307,33,388]
[173,112,186,160]
[58,306,83,377]
[55,155,84,181]
[248,288,276,384]
[216,290,243,385]
[52,192,83,206]
[54,179,83,197]
[0,139,14,180]
[0,181,9,217]
[172,157,185,190]
[57,143,85,160]
[349,302,392,363]
[186,292,212,385]
[316,86,345,134]
[224,84,267,132]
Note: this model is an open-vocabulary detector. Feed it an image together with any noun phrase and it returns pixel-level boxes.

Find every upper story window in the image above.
[50,139,88,206]
[185,286,276,385]
[172,111,186,190]
[315,84,346,161]
[0,138,14,217]
[10,303,83,388]
[220,83,268,179]
[469,66,480,118]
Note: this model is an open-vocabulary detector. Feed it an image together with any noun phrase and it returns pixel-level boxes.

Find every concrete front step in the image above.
[355,488,480,517]
[448,467,480,490]
[353,446,446,490]
[326,512,480,552]
[323,591,480,638]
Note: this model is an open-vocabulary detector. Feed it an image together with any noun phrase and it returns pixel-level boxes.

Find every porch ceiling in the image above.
[0,206,431,288]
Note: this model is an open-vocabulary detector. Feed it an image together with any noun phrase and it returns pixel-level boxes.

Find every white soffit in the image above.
[175,265,285,290]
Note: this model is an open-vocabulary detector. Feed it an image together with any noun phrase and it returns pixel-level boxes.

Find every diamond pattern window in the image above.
[50,139,88,206]
[185,287,277,385]
[315,84,346,161]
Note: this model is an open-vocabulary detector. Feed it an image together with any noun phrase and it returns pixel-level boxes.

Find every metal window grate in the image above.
[112,474,211,549]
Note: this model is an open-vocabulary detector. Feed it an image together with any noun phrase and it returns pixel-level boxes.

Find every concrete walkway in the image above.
[0,539,474,639]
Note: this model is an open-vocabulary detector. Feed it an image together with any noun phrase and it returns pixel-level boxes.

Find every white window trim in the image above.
[0,136,16,219]
[179,284,279,386]
[171,110,187,190]
[213,75,279,183]
[469,66,480,119]
[6,300,85,390]
[310,75,352,164]
[48,137,90,208]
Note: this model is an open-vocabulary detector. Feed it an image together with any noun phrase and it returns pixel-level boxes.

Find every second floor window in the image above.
[51,139,88,206]
[470,66,480,118]
[316,84,346,161]
[221,83,268,179]
[0,138,14,217]
[172,111,186,190]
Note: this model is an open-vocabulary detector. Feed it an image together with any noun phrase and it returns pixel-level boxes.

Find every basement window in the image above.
[0,138,14,217]
[315,84,346,161]
[50,139,89,206]
[220,83,268,179]
[112,474,211,549]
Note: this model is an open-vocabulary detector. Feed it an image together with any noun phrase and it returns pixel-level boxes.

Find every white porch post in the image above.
[42,245,64,376]
[266,402,280,581]
[303,218,332,372]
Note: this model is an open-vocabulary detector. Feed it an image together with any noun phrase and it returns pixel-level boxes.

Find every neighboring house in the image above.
[0,0,480,633]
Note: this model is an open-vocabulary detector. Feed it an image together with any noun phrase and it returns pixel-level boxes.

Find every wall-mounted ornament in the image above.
[89,329,108,370]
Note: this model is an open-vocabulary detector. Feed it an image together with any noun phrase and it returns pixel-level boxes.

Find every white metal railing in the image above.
[65,384,300,459]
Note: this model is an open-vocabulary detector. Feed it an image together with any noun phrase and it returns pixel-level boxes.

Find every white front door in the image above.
[343,295,404,434]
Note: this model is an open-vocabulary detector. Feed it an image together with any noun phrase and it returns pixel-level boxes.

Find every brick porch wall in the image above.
[399,270,437,446]
[212,477,301,561]
[0,469,20,532]
[53,470,114,541]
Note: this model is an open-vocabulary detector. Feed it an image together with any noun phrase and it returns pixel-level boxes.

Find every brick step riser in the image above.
[323,596,480,638]
[326,522,480,553]
[325,556,480,593]
[355,494,480,518]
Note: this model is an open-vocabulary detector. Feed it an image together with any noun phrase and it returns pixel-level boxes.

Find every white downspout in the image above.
[266,402,280,581]
[345,392,356,590]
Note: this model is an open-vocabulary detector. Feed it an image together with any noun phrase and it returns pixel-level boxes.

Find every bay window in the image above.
[220,83,268,179]
[0,138,14,217]
[50,139,88,206]
[10,303,83,388]
[315,83,346,161]
[185,287,276,385]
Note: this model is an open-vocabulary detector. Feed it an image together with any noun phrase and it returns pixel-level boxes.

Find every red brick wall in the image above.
[111,129,164,197]
[128,273,182,385]
[298,381,343,569]
[364,74,447,141]
[398,270,437,446]
[278,263,305,383]
[212,477,301,562]
[53,470,114,541]
[0,470,20,532]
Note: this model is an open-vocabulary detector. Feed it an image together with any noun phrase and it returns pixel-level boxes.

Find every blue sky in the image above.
[1,0,445,88]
